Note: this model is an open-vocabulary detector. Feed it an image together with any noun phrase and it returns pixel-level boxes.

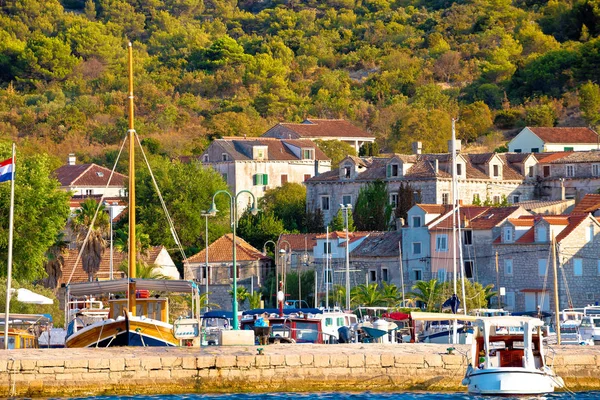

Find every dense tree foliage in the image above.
[0,146,71,282]
[1,0,599,161]
[353,180,392,231]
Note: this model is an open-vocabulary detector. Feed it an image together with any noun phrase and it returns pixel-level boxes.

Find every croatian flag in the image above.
[0,157,14,182]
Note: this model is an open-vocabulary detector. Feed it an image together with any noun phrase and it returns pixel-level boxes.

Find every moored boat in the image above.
[0,313,51,349]
[462,315,564,395]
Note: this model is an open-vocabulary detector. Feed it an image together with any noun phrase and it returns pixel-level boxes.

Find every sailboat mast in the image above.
[451,119,458,298]
[127,43,137,317]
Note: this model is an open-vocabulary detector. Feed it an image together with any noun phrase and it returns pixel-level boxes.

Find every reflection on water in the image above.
[51,391,598,400]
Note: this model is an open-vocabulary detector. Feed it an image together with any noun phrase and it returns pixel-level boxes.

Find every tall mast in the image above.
[127,43,137,316]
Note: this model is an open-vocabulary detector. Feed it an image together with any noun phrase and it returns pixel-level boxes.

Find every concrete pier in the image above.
[0,344,599,397]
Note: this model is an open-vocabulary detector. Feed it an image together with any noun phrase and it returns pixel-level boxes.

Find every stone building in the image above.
[493,214,600,312]
[262,118,375,153]
[350,230,403,287]
[536,151,600,201]
[306,142,537,226]
[199,137,330,208]
[184,234,272,287]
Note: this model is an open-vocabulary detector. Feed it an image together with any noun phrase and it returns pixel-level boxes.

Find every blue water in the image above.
[52,392,600,400]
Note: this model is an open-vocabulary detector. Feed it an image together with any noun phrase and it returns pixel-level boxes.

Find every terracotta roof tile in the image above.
[59,246,167,285]
[468,206,522,230]
[571,194,600,215]
[186,234,270,263]
[268,119,374,139]
[555,215,588,242]
[430,206,491,230]
[53,164,127,187]
[417,204,451,214]
[278,233,318,252]
[528,127,599,144]
[534,152,572,163]
[515,228,535,243]
[544,151,600,164]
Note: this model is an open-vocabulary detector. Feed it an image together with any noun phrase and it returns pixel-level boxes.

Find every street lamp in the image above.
[277,239,291,315]
[200,211,213,313]
[207,190,259,330]
[340,204,352,310]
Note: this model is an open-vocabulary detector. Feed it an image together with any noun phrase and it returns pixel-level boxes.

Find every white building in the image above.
[508,127,600,153]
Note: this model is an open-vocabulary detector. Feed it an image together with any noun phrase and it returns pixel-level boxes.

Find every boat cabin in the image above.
[0,314,52,349]
[241,314,324,343]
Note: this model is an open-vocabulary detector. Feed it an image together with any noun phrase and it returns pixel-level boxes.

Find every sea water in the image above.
[49,391,600,400]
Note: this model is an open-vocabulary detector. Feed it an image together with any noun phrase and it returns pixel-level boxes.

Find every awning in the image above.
[66,279,197,296]
[410,311,478,322]
[11,288,53,305]
[0,313,52,324]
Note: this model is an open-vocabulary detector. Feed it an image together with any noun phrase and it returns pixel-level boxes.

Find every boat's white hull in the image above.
[463,367,563,395]
[420,329,474,344]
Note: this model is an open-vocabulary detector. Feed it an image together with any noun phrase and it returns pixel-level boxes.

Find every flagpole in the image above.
[3,143,16,349]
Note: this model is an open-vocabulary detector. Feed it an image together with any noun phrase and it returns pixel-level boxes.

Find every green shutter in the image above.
[253,174,258,185]
[263,174,269,185]
[386,164,391,178]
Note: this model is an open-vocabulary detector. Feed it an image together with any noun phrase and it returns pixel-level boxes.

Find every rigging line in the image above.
[539,244,552,310]
[65,135,128,287]
[134,132,187,263]
[559,264,574,309]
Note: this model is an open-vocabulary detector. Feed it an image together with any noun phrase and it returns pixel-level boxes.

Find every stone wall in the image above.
[0,344,599,397]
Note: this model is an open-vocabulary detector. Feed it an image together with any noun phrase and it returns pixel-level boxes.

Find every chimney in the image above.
[67,153,76,166]
[560,178,565,201]
[314,159,319,177]
[412,141,422,155]
[448,139,462,154]
[434,159,439,174]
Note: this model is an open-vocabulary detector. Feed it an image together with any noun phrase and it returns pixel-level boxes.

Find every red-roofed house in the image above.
[184,233,271,286]
[493,213,600,312]
[53,154,127,198]
[508,127,600,153]
[262,119,375,153]
[571,194,600,216]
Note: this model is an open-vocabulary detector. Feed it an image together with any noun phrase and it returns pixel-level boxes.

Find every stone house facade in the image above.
[262,118,376,153]
[536,151,600,201]
[306,143,538,226]
[350,230,403,287]
[492,214,600,312]
[184,234,272,287]
[199,137,331,208]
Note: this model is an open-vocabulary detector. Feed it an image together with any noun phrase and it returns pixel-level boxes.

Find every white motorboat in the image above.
[462,316,564,395]
[411,311,477,344]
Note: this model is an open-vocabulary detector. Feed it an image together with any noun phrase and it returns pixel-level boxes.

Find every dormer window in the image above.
[253,146,268,160]
[302,149,314,160]
[457,163,462,176]
[493,164,499,177]
[387,163,400,178]
[504,226,512,243]
[203,154,209,162]
[344,165,351,178]
[96,172,104,177]
[537,225,547,243]
[222,153,228,161]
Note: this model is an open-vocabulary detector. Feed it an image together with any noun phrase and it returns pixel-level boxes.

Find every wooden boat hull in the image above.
[65,317,179,348]
[463,366,563,395]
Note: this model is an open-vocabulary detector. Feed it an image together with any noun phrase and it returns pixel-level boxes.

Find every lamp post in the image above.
[263,240,277,307]
[207,190,259,330]
[340,204,352,310]
[276,239,291,315]
[201,211,213,313]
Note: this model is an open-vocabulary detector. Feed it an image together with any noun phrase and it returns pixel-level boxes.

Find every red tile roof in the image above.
[54,164,126,187]
[278,233,318,252]
[468,206,522,230]
[212,138,330,162]
[270,119,374,139]
[571,194,600,215]
[429,206,491,230]
[515,228,535,243]
[535,152,573,163]
[528,127,599,144]
[59,246,166,285]
[186,234,270,263]
[417,204,451,214]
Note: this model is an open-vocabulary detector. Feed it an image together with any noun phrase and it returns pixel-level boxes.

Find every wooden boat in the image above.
[64,44,201,348]
[0,313,51,349]
[64,279,200,347]
[462,316,564,395]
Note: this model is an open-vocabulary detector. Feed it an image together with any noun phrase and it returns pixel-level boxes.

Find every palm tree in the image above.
[380,281,402,307]
[351,283,385,308]
[71,199,109,281]
[229,286,251,310]
[248,291,262,309]
[43,232,68,290]
[408,279,442,312]
[119,262,167,279]
[329,284,346,308]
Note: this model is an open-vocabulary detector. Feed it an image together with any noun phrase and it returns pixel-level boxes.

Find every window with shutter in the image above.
[386,164,391,177]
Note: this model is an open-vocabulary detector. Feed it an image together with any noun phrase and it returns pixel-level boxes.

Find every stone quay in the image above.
[1,344,599,397]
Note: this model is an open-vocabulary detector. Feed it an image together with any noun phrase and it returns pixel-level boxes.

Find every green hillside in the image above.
[1,0,600,160]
